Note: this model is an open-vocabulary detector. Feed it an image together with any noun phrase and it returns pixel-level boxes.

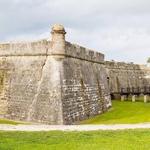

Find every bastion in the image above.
[0,24,150,124]
[0,25,111,124]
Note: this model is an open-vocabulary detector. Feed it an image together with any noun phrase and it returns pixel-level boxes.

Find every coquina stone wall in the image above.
[105,61,150,99]
[0,24,149,124]
[0,40,64,124]
[0,25,111,124]
[61,42,111,124]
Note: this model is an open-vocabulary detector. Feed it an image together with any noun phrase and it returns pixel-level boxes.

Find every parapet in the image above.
[105,61,141,70]
[0,24,105,63]
[0,40,49,56]
[65,42,104,63]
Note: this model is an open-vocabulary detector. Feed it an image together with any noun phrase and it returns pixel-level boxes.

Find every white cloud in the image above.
[0,0,150,64]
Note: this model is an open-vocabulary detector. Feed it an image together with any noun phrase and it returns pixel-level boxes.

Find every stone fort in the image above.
[0,24,150,125]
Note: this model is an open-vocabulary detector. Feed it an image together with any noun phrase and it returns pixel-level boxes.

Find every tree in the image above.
[147,57,150,63]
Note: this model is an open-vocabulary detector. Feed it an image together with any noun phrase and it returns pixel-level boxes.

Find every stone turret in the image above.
[51,24,66,55]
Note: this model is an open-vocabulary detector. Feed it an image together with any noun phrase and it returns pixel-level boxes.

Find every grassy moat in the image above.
[81,100,150,124]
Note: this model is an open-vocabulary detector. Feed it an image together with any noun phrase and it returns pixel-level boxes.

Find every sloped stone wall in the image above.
[61,43,111,124]
[0,41,64,124]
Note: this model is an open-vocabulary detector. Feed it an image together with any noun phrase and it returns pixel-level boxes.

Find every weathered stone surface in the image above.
[0,56,63,124]
[61,58,111,124]
[105,61,150,99]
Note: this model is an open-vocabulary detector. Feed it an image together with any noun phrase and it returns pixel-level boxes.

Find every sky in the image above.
[0,0,150,64]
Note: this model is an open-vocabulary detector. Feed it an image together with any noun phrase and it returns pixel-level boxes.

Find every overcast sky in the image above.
[0,0,150,64]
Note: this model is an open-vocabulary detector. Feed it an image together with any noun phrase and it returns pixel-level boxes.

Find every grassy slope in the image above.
[0,119,21,125]
[81,100,150,124]
[0,119,28,125]
[0,129,150,150]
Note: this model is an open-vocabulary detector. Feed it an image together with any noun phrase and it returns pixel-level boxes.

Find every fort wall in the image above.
[61,42,110,124]
[0,24,149,124]
[105,61,150,99]
[0,25,111,124]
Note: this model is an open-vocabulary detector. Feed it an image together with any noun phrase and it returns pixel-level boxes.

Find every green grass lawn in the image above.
[0,129,150,150]
[81,100,150,124]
